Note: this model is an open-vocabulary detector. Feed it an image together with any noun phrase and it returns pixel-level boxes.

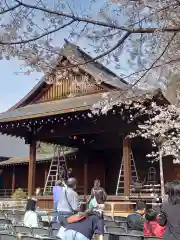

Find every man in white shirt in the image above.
[57,178,79,226]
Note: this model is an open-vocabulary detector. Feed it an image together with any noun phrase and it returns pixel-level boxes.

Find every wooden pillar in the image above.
[84,159,88,195]
[123,138,131,196]
[28,140,36,197]
[12,166,15,193]
[44,168,48,186]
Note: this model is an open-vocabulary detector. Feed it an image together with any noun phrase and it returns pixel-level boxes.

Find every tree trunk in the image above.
[159,147,165,197]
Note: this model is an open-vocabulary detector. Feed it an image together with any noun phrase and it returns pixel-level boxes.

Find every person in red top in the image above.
[144,208,165,238]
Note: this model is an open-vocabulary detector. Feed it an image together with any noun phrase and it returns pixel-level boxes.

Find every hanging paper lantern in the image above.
[74,136,78,140]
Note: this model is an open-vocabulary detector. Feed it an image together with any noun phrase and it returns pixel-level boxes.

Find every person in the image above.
[127,200,146,231]
[152,195,162,214]
[158,180,180,240]
[68,168,73,178]
[144,208,165,238]
[61,207,104,240]
[52,180,63,221]
[35,187,41,196]
[162,181,171,203]
[57,177,79,227]
[88,179,107,209]
[23,198,39,227]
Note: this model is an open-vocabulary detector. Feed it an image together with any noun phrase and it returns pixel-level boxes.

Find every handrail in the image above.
[0,185,85,198]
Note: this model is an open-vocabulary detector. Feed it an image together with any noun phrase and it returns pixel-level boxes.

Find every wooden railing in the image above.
[0,193,156,214]
[0,199,27,210]
[0,189,16,198]
[42,185,84,195]
[0,185,84,199]
[130,184,161,194]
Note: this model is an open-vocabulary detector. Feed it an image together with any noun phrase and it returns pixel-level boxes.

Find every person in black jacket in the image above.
[127,200,146,231]
[88,179,107,209]
[158,180,180,240]
[61,208,104,240]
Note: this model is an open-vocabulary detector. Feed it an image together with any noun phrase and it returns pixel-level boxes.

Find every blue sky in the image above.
[0,0,110,112]
[0,0,136,113]
[0,59,42,112]
[0,0,163,112]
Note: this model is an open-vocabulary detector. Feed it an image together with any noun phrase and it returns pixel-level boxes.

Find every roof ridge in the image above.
[63,40,128,85]
[7,41,129,111]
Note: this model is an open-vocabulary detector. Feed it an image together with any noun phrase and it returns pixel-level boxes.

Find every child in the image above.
[144,208,165,238]
[127,201,146,231]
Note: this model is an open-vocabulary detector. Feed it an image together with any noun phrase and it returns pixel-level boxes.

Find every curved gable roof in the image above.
[9,41,129,111]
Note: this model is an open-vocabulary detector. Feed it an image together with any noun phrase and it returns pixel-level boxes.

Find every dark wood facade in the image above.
[0,144,165,195]
[0,41,172,199]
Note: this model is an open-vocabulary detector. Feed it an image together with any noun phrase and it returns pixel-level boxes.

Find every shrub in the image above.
[11,188,27,200]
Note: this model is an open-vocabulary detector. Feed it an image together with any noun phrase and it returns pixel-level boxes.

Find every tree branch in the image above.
[109,33,177,104]
[14,0,180,33]
[130,2,179,28]
[68,31,131,66]
[3,30,129,79]
[131,32,177,87]
[0,20,75,45]
[40,31,131,73]
[0,3,21,14]
[124,56,180,81]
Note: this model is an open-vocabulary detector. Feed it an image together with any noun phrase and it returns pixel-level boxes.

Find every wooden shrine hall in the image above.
[0,41,170,204]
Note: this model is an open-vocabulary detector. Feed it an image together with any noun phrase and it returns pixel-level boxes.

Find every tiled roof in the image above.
[0,89,158,123]
[0,149,77,166]
[0,134,28,158]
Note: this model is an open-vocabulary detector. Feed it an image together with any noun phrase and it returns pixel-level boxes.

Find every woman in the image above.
[158,180,180,240]
[61,207,104,240]
[144,208,165,238]
[89,179,107,209]
[23,198,39,227]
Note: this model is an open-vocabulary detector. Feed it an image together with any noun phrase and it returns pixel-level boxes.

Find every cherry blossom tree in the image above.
[0,0,180,90]
[129,101,180,196]
[92,89,180,196]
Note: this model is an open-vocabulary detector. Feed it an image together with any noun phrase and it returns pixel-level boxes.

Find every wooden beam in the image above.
[38,128,107,140]
[40,133,125,149]
[123,138,131,196]
[84,159,88,195]
[12,166,15,194]
[0,114,129,141]
[35,116,127,140]
[37,120,114,139]
[28,140,36,197]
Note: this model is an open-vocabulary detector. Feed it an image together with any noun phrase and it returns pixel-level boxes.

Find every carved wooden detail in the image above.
[35,73,104,103]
